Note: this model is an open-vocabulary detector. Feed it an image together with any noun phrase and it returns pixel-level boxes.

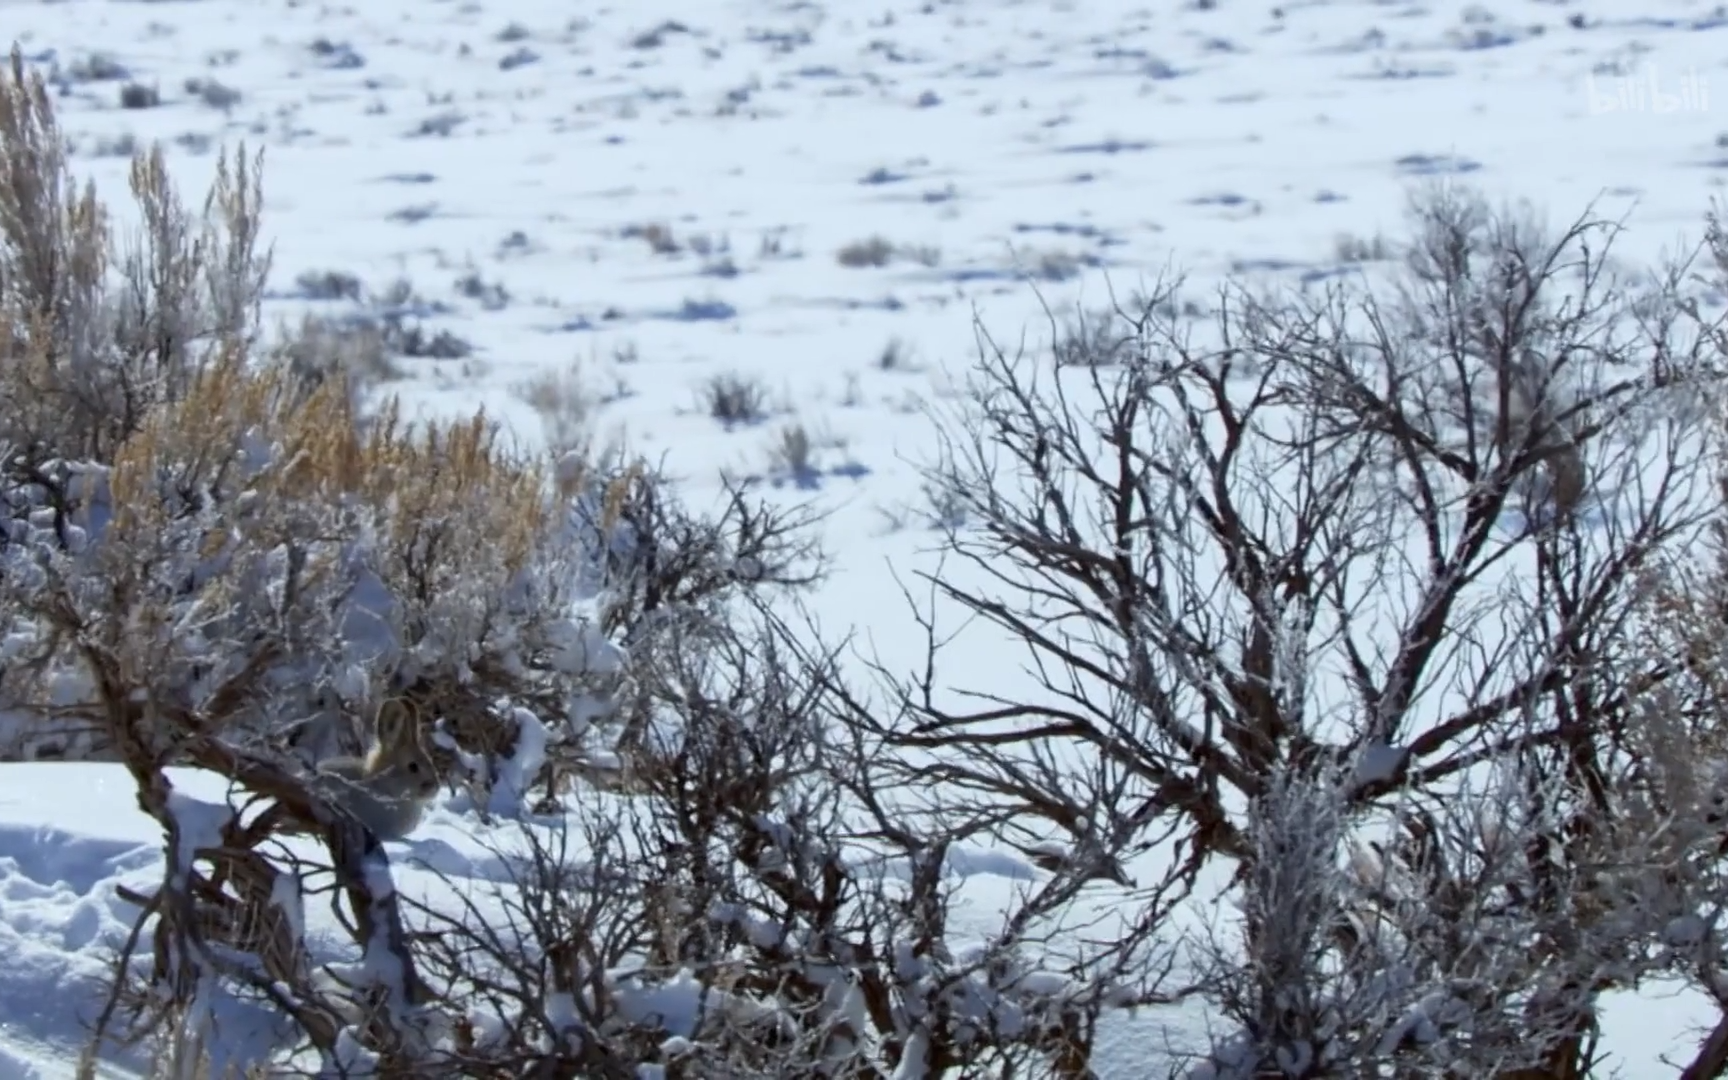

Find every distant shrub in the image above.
[294,268,364,301]
[65,52,128,82]
[701,371,769,427]
[623,220,680,255]
[183,76,241,110]
[118,81,159,109]
[515,357,601,456]
[836,234,894,267]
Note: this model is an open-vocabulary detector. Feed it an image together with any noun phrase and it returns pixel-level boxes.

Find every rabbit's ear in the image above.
[375,697,419,748]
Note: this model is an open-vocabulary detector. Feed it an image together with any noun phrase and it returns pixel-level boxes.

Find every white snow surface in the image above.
[2,0,1726,1074]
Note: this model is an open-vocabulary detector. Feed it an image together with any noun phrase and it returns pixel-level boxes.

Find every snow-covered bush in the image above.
[0,46,828,1075]
[13,35,1728,1077]
[2,45,1134,1079]
[397,608,1179,1079]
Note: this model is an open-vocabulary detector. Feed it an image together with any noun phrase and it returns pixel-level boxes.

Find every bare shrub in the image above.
[836,235,894,268]
[84,132,140,159]
[271,312,399,411]
[118,81,159,109]
[291,272,472,360]
[515,356,598,456]
[582,467,826,645]
[65,53,129,83]
[1054,300,1141,368]
[407,604,1185,1078]
[293,268,363,301]
[841,187,1727,1076]
[378,316,471,360]
[833,235,939,269]
[902,241,942,267]
[183,76,241,111]
[1334,230,1394,263]
[454,265,509,310]
[879,334,912,371]
[702,370,769,427]
[1023,246,1091,282]
[769,421,815,479]
[624,220,679,255]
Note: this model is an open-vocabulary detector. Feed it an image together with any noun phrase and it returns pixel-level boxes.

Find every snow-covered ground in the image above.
[3,0,1727,1074]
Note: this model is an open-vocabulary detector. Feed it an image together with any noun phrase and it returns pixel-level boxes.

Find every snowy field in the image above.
[3,0,1728,1075]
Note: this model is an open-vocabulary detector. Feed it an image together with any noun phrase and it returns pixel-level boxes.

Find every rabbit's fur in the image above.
[316,698,439,840]
[1498,356,1587,519]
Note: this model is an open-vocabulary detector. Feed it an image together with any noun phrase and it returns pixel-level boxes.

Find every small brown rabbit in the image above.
[316,698,440,840]
[1497,357,1588,521]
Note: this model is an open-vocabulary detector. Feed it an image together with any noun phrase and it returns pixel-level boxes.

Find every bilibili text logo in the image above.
[1587,64,1709,114]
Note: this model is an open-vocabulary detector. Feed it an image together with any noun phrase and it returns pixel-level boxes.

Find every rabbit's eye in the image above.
[406,762,421,774]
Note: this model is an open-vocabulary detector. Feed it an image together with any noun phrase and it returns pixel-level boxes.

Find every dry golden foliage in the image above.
[364,397,553,577]
[107,343,566,586]
[600,456,645,528]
